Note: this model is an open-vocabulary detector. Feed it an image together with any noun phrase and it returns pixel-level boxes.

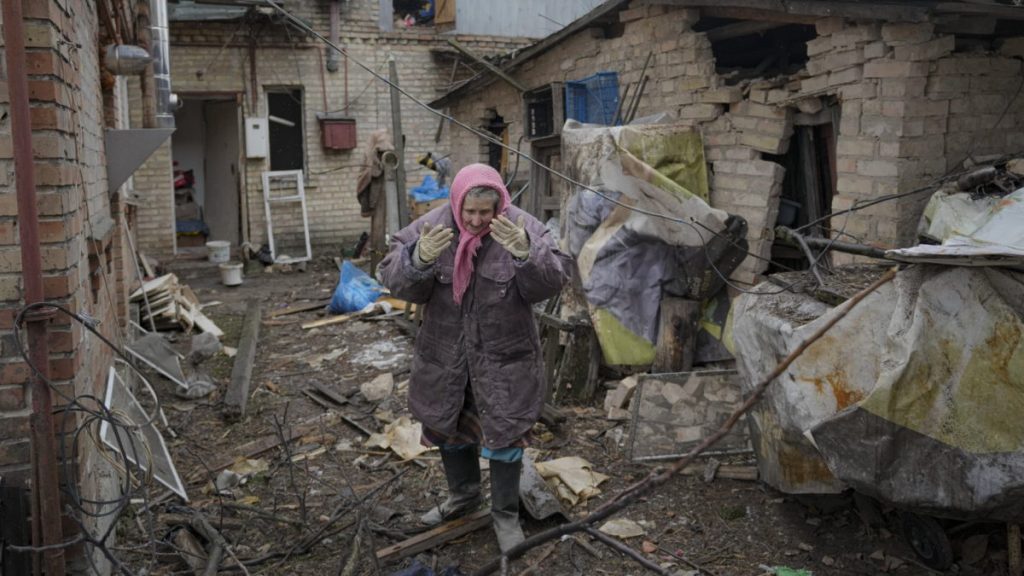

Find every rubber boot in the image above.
[490,459,525,554]
[419,446,482,526]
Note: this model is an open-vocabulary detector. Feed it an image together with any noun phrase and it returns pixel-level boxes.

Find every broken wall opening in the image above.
[698,18,815,84]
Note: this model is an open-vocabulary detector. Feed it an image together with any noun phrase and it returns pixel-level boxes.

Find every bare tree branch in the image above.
[472,268,898,576]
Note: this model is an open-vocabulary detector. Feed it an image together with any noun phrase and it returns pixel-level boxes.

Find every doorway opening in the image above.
[172,96,243,250]
[766,105,838,273]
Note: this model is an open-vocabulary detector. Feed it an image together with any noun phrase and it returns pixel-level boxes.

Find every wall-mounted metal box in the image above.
[244,117,268,158]
[318,114,357,151]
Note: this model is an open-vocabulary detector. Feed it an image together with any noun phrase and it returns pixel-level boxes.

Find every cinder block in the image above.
[837,137,876,157]
[881,22,935,45]
[815,17,845,36]
[830,66,863,87]
[879,77,927,98]
[999,37,1024,57]
[893,35,955,62]
[857,159,899,177]
[800,74,830,93]
[700,87,743,104]
[678,103,723,120]
[738,132,789,155]
[832,24,881,49]
[863,60,929,78]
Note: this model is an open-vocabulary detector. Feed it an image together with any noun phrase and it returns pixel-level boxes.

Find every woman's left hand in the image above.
[490,215,530,260]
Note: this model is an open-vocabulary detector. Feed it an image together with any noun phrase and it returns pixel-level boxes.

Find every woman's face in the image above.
[461,196,497,235]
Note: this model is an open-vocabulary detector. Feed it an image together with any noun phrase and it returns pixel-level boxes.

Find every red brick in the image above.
[31,107,59,129]
[0,221,16,245]
[42,272,77,300]
[37,218,70,242]
[46,329,75,354]
[0,414,31,440]
[1,362,30,384]
[0,308,15,330]
[28,80,59,102]
[0,385,26,411]
[26,50,60,75]
[49,355,78,381]
[0,439,32,467]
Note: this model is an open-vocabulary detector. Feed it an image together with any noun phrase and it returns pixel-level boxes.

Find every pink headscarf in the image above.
[448,164,511,304]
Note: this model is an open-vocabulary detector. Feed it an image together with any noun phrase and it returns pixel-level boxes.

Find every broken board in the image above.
[375,509,491,563]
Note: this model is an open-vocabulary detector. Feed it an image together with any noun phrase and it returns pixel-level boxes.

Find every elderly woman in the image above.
[378,163,573,552]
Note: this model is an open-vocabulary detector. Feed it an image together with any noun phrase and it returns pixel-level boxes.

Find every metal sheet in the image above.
[104,128,174,194]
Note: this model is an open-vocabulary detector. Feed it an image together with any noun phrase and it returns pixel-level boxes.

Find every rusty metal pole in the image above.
[1,0,68,574]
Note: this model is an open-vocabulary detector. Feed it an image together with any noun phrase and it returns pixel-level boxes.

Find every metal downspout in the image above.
[1,0,67,574]
[150,0,175,127]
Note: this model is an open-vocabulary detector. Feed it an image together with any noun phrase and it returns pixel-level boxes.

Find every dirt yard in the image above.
[115,255,1011,576]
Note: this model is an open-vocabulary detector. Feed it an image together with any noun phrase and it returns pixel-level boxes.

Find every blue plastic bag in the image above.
[409,174,450,203]
[329,260,383,314]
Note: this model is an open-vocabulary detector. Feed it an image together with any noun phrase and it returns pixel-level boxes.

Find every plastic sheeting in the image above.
[734,266,1024,520]
[888,188,1024,269]
[561,121,747,365]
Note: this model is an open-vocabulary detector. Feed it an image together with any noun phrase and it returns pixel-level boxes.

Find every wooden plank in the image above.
[223,299,261,421]
[376,509,492,563]
[653,0,930,21]
[700,6,819,24]
[706,20,788,42]
[652,298,701,373]
[446,39,526,93]
[435,0,455,25]
[310,382,349,406]
[301,311,359,330]
[267,299,329,318]
[303,388,333,410]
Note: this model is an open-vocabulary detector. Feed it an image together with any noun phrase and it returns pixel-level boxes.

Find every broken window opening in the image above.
[698,19,815,85]
[484,111,508,176]
[267,88,305,173]
[389,0,438,30]
[765,118,837,274]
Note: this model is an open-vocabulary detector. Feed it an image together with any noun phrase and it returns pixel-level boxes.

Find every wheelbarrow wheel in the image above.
[900,512,953,570]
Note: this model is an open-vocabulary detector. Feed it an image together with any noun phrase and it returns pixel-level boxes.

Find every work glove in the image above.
[490,215,530,260]
[414,222,454,266]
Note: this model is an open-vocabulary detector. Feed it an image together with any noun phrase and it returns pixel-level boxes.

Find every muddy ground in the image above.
[115,255,1012,576]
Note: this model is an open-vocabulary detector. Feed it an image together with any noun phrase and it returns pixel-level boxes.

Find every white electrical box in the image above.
[245,117,268,159]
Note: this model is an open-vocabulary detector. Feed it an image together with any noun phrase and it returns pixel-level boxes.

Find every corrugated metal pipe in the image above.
[150,0,177,127]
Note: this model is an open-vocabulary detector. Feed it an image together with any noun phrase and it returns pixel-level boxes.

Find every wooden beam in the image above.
[652,298,701,373]
[446,39,526,93]
[936,2,1024,20]
[655,0,931,22]
[935,14,997,35]
[701,6,818,24]
[267,299,329,318]
[706,20,788,42]
[223,299,261,421]
[375,509,492,563]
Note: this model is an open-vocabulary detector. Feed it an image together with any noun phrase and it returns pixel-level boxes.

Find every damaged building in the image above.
[130,0,606,258]
[433,0,1024,285]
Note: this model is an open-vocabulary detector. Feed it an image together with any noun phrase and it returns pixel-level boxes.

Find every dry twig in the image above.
[471,268,898,576]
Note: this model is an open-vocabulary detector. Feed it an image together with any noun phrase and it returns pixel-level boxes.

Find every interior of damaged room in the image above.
[3,0,1024,576]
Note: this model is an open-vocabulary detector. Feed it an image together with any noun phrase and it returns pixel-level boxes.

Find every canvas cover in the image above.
[561,121,747,365]
[733,265,1024,520]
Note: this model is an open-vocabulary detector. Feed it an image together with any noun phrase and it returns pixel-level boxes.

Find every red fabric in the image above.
[448,164,511,304]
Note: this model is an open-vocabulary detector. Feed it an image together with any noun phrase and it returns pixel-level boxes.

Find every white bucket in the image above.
[219,262,243,286]
[206,240,231,263]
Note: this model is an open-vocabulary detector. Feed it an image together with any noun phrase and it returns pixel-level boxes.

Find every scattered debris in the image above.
[130,273,224,338]
[533,456,609,507]
[598,518,646,539]
[603,375,638,421]
[223,299,261,421]
[520,451,564,521]
[375,509,492,564]
[365,416,430,461]
[361,372,395,402]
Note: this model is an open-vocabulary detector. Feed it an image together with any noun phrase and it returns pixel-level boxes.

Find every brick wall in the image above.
[448,2,1024,282]
[1,0,130,571]
[132,0,533,256]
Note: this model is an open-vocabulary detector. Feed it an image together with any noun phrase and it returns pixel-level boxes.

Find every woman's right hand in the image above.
[416,222,454,265]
